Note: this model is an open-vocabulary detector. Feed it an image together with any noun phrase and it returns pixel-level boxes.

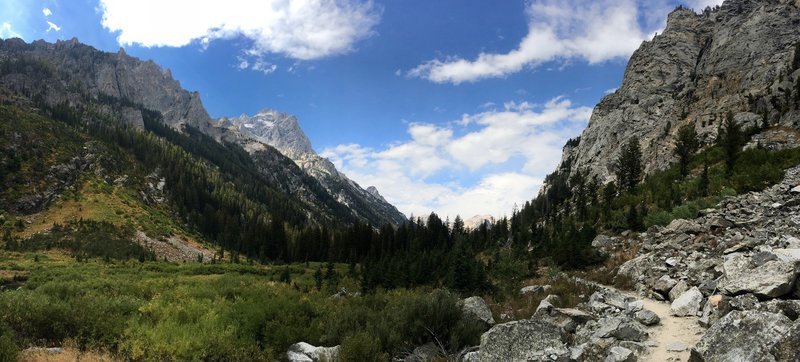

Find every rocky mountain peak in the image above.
[230,109,314,159]
[558,0,800,184]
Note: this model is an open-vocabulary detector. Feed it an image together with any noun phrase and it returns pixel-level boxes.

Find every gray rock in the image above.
[668,280,689,302]
[595,316,649,342]
[690,311,792,362]
[520,284,551,295]
[477,319,568,362]
[461,351,479,362]
[535,304,595,333]
[605,346,636,362]
[666,341,688,352]
[664,219,702,234]
[634,309,660,326]
[771,321,800,362]
[404,342,440,362]
[670,287,703,317]
[759,299,800,321]
[287,342,340,362]
[653,275,678,294]
[728,293,759,311]
[460,296,495,326]
[592,235,618,250]
[720,255,798,298]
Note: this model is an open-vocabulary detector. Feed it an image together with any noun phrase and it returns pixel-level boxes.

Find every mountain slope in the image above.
[0,37,403,227]
[559,0,800,183]
[219,110,406,226]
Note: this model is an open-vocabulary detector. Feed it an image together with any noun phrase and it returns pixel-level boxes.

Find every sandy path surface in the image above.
[634,296,705,361]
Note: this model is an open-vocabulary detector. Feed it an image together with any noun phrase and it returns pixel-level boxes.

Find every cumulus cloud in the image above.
[46,21,60,32]
[0,22,21,39]
[98,0,381,60]
[321,97,591,219]
[408,0,718,84]
[42,8,52,17]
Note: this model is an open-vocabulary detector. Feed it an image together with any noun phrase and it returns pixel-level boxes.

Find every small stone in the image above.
[634,309,660,326]
[666,341,688,352]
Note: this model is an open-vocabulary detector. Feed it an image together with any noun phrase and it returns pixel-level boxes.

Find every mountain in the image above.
[556,0,800,183]
[0,37,404,228]
[218,110,406,226]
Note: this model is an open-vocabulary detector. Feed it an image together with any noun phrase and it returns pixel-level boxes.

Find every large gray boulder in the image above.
[287,342,340,362]
[719,255,798,298]
[664,219,702,234]
[594,316,649,342]
[668,280,689,302]
[670,287,703,317]
[477,319,568,362]
[689,311,792,362]
[460,296,495,326]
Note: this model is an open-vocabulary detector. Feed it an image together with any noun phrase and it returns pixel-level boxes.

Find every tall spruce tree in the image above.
[674,124,699,178]
[614,137,643,192]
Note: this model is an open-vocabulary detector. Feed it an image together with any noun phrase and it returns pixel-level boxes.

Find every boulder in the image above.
[404,342,439,362]
[759,299,800,321]
[592,235,618,250]
[604,346,636,362]
[670,287,703,317]
[771,322,800,362]
[720,255,798,298]
[668,280,689,302]
[689,311,792,362]
[461,351,479,362]
[520,284,550,295]
[594,316,649,342]
[460,296,495,326]
[589,289,632,311]
[653,275,678,294]
[634,309,660,326]
[664,219,702,234]
[287,342,340,362]
[534,302,595,333]
[477,319,568,362]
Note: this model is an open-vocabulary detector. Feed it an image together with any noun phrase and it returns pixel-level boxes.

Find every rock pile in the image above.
[616,165,800,361]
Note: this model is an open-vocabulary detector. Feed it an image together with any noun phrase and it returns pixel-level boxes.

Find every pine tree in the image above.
[674,124,699,178]
[313,267,323,291]
[614,137,643,192]
[698,161,710,197]
[719,113,743,176]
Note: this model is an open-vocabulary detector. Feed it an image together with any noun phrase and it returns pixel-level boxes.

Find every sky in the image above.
[1,0,724,220]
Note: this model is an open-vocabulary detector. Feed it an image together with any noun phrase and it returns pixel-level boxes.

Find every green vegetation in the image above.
[0,252,484,361]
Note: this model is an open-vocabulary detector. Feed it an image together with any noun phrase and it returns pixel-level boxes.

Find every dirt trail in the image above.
[633,295,705,362]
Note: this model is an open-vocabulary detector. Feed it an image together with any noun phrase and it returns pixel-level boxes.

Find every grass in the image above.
[0,250,482,361]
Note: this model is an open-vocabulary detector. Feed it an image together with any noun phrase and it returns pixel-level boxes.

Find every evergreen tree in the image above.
[614,137,643,192]
[698,161,710,197]
[719,113,743,176]
[313,267,323,291]
[674,124,699,178]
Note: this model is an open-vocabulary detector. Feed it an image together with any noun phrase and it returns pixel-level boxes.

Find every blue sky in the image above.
[1,0,723,219]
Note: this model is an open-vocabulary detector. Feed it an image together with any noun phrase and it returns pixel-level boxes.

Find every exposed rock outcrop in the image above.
[555,0,800,184]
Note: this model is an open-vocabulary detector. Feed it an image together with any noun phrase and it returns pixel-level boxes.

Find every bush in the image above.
[0,325,17,362]
[339,332,386,362]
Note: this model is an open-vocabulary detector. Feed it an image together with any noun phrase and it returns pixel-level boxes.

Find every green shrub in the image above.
[0,324,17,362]
[339,332,387,362]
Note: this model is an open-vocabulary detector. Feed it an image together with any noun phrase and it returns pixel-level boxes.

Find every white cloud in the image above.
[46,21,61,32]
[42,8,52,17]
[321,97,591,219]
[408,0,676,84]
[98,0,381,60]
[0,22,21,39]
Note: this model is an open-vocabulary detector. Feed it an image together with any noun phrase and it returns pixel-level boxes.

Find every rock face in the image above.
[554,0,800,184]
[476,319,568,362]
[221,110,406,226]
[689,311,792,362]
